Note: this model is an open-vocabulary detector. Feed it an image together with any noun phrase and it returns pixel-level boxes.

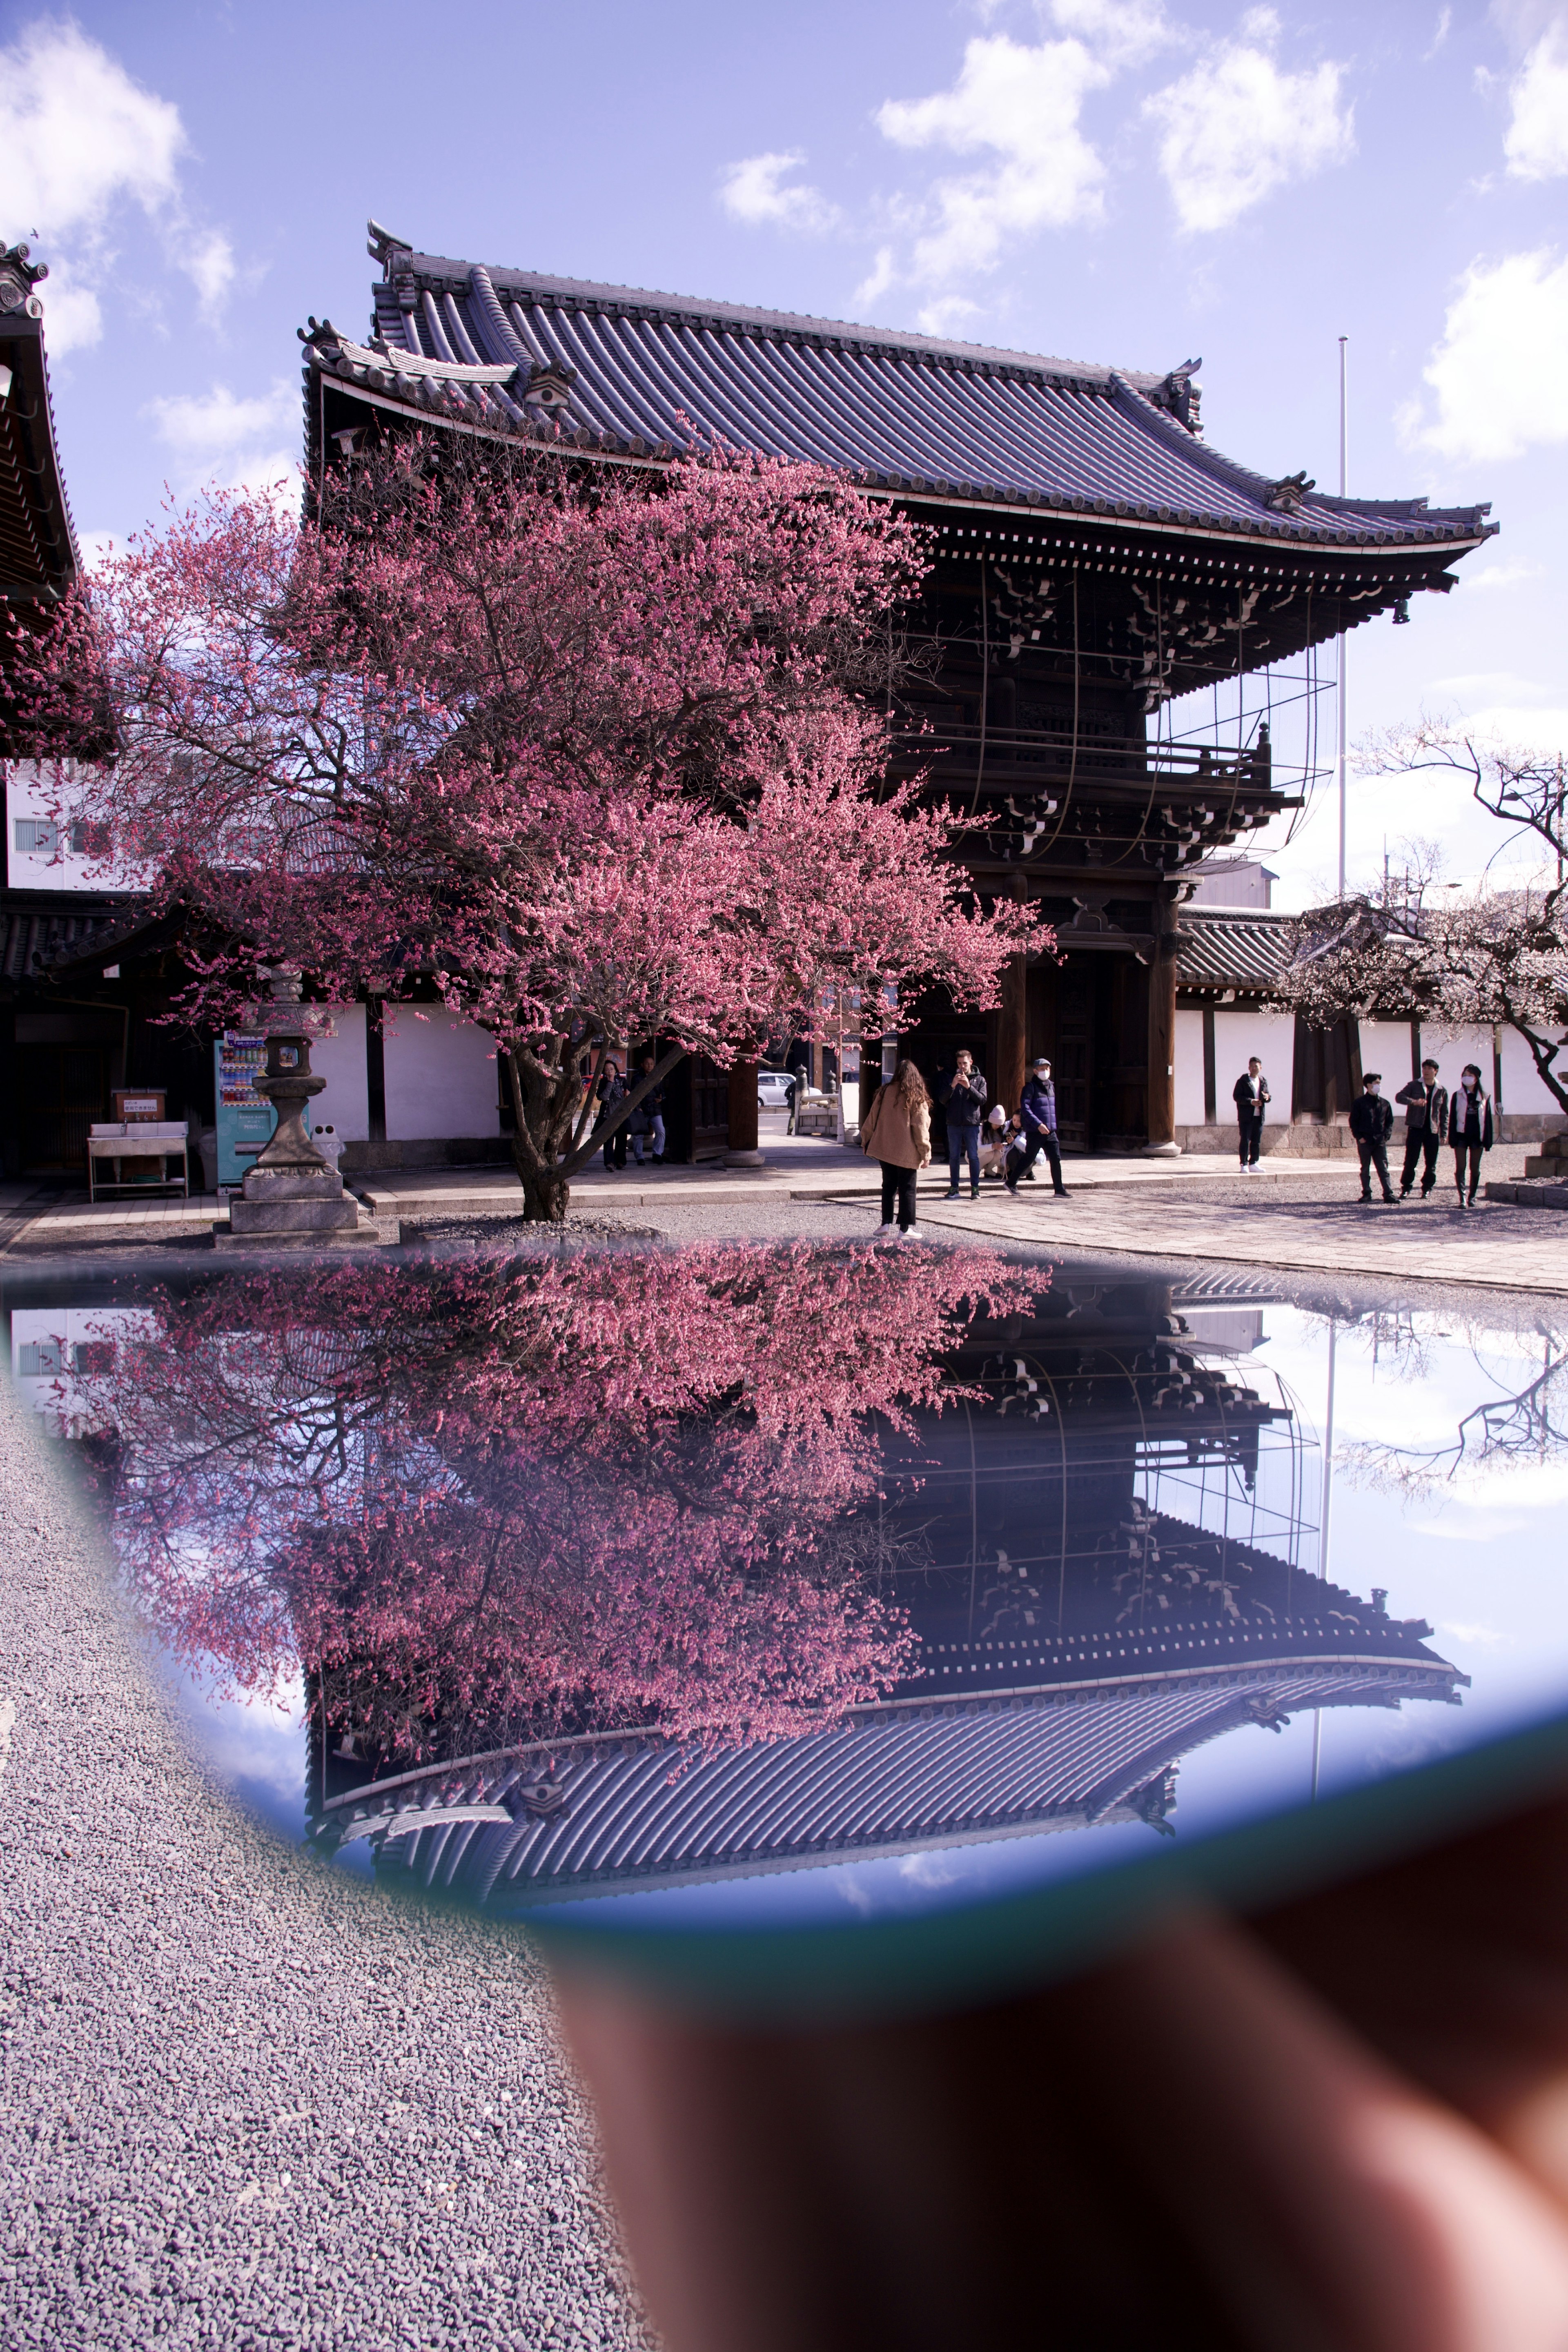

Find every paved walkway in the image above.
[882,1183,1568,1298]
[7,1135,1566,1297]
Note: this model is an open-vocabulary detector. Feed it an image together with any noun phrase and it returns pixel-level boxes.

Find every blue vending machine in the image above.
[214,1031,310,1186]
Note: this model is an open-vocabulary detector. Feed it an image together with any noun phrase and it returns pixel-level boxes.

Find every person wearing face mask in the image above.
[1447,1062,1495,1207]
[1348,1072,1396,1204]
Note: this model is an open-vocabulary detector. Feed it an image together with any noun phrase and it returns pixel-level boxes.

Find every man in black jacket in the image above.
[1349,1072,1396,1203]
[1395,1059,1448,1199]
[1232,1059,1270,1170]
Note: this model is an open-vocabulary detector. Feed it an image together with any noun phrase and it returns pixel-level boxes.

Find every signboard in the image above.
[214,1032,308,1185]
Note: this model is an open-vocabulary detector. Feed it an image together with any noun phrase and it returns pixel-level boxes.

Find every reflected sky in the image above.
[8,1247,1567,1956]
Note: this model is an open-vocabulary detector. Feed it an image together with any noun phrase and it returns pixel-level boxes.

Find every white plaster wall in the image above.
[308,1004,370,1143]
[1360,1020,1420,1091]
[1212,1009,1295,1120]
[1174,1007,1207,1126]
[1497,1024,1568,1119]
[383,1010,500,1140]
[1419,1023,1495,1098]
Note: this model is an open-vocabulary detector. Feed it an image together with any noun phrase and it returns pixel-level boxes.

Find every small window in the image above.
[69,820,110,857]
[14,818,60,853]
[17,1339,65,1377]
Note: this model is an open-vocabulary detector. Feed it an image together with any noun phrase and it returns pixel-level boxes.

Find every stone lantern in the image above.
[214,1007,384,1250]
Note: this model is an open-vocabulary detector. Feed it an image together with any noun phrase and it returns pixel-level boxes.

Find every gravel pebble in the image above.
[0,1381,655,2352]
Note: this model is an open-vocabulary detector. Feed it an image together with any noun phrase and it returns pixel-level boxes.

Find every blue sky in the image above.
[4,0,1568,904]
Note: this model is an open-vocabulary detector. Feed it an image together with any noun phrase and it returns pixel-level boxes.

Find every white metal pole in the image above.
[1337,336,1349,900]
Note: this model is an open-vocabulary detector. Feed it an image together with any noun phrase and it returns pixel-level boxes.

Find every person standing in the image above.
[1007,1058,1068,1198]
[596,1058,628,1172]
[1232,1058,1270,1171]
[1395,1058,1448,1199]
[1349,1072,1396,1203]
[938,1050,987,1202]
[629,1052,666,1165]
[1447,1062,1495,1207]
[860,1059,932,1241]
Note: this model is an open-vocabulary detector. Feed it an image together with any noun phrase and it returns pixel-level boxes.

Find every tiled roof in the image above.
[1178,909,1295,994]
[0,895,141,984]
[0,244,79,602]
[300,225,1493,559]
[344,1642,1457,1907]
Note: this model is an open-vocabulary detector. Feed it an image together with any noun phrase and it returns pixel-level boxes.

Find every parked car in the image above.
[757,1070,797,1110]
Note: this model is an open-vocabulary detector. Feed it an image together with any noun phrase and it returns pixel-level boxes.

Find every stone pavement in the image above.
[6,1130,1566,1297]
[885,1180,1568,1298]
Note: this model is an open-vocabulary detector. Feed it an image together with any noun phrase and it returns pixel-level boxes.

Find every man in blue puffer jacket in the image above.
[1006,1058,1069,1198]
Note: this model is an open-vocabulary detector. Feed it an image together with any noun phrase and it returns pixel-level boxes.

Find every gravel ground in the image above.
[0,1384,655,2352]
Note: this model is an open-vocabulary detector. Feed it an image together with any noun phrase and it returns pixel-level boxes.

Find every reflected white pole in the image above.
[1337,336,1349,901]
[1312,1321,1338,1802]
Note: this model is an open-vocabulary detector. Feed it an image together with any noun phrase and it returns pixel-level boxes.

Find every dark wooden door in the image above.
[18,1045,106,1172]
[1052,966,1094,1149]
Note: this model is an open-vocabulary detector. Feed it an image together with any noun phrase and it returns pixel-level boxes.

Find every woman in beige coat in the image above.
[859,1060,933,1241]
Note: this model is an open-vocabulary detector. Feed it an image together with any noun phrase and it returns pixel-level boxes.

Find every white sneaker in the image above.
[873,1221,899,1241]
[899,1225,927,1242]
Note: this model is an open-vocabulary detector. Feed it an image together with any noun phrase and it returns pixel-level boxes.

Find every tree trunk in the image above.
[519,1163,570,1223]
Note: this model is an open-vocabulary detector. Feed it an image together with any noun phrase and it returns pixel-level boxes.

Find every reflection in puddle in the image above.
[8,1247,1567,1951]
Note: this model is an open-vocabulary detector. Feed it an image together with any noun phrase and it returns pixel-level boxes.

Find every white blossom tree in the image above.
[1283,724,1568,1116]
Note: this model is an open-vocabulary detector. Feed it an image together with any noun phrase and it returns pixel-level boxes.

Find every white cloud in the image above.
[1460,558,1544,590]
[1403,247,1568,462]
[718,151,842,234]
[1503,20,1568,176]
[915,294,985,338]
[147,381,299,505]
[0,17,235,353]
[1048,0,1174,69]
[875,33,1112,282]
[1143,28,1355,233]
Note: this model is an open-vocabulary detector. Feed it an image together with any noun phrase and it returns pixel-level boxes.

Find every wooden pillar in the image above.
[1144,882,1180,1155]
[726,1058,763,1165]
[998,953,1027,1114]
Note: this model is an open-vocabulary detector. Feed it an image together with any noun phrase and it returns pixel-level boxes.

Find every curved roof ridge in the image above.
[383,244,1174,390]
[1110,375,1488,533]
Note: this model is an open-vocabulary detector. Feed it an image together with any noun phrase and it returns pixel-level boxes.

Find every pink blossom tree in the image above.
[8,445,1046,1216]
[68,1243,1040,1761]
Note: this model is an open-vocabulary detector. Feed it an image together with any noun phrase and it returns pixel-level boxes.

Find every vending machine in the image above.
[214,1032,310,1185]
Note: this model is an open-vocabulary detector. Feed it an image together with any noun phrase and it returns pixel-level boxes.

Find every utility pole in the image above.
[1337,335,1349,901]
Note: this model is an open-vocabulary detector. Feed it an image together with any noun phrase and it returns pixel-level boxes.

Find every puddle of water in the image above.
[8,1243,1566,2012]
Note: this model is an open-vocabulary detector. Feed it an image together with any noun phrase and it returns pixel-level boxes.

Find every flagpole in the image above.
[1337,335,1349,900]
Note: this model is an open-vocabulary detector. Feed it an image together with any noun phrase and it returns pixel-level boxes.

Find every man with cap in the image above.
[1006,1058,1069,1198]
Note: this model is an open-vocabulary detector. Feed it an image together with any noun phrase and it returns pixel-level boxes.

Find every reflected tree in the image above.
[65,1244,1038,1762]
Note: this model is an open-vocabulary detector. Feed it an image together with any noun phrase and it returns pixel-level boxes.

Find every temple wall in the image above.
[383,1011,500,1141]
[1359,1020,1421,1091]
[1174,1009,1206,1127]
[1213,1010,1295,1118]
[309,1005,370,1143]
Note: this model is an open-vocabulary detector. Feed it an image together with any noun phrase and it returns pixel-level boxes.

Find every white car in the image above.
[757,1070,797,1110]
